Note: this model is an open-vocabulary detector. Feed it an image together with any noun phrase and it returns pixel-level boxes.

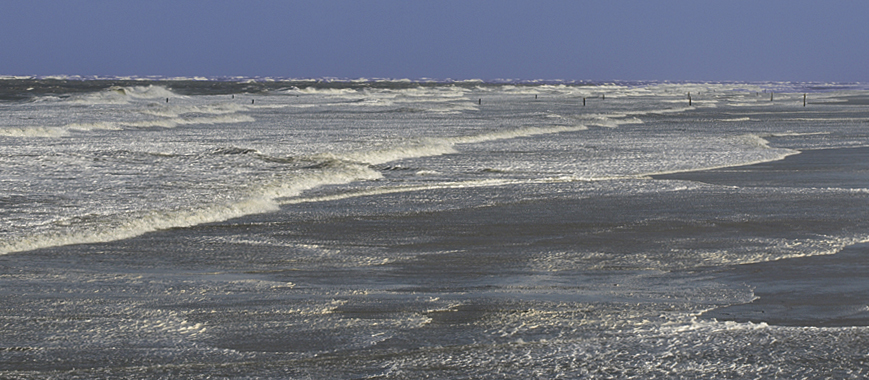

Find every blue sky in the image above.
[2,1,867,82]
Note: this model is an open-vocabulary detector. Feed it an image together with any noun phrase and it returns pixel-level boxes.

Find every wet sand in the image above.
[656,146,869,327]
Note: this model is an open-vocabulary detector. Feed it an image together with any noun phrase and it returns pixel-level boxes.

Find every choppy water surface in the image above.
[2,78,869,378]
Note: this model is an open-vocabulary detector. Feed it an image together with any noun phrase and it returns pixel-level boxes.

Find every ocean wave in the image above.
[0,123,120,138]
[3,114,255,138]
[636,134,798,178]
[65,122,124,131]
[71,85,183,105]
[0,163,382,255]
[0,198,279,255]
[0,127,67,138]
[325,124,590,166]
[122,114,255,128]
[285,87,361,96]
[301,111,650,167]
[138,103,248,117]
[281,178,521,205]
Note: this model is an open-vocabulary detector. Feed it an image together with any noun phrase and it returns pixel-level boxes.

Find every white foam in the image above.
[336,141,458,165]
[65,122,123,131]
[4,114,255,138]
[0,163,382,255]
[0,198,279,255]
[449,125,589,146]
[282,179,520,205]
[635,134,798,178]
[577,114,642,128]
[331,124,589,166]
[0,127,67,138]
[71,85,183,105]
[286,87,360,96]
[138,103,248,118]
[122,114,255,128]
[247,104,291,109]
[122,85,182,100]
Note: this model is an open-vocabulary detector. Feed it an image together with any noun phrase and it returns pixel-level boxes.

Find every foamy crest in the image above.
[453,124,589,145]
[0,198,279,255]
[637,134,798,178]
[139,103,248,118]
[282,178,521,205]
[3,115,254,138]
[338,141,458,165]
[72,85,183,104]
[286,87,361,97]
[332,124,589,166]
[65,122,123,131]
[123,114,255,128]
[0,163,382,255]
[122,85,182,100]
[0,127,67,138]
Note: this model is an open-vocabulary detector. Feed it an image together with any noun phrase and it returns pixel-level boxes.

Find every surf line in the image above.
[280,177,583,206]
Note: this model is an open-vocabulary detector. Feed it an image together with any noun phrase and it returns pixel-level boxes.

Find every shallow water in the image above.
[2,79,869,378]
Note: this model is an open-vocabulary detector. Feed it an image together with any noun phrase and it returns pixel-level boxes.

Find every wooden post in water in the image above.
[771,92,774,102]
[688,92,692,106]
[583,97,586,106]
[804,93,807,107]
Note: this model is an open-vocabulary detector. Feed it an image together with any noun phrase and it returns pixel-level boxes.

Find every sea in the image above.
[2,77,869,379]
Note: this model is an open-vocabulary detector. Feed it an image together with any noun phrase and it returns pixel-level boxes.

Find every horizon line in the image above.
[1,74,865,86]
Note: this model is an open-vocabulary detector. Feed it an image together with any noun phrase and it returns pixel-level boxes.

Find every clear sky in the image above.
[2,0,867,82]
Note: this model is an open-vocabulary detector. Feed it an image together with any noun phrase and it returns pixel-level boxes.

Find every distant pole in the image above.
[804,93,807,107]
[535,94,538,100]
[771,92,774,102]
[252,99,255,104]
[478,98,481,105]
[583,97,586,106]
[602,94,605,100]
[688,92,692,106]
[166,98,169,103]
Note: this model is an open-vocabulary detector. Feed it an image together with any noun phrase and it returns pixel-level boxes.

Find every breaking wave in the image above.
[0,163,381,255]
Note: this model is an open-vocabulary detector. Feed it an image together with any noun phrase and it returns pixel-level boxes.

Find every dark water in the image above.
[658,147,869,327]
[3,79,869,378]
